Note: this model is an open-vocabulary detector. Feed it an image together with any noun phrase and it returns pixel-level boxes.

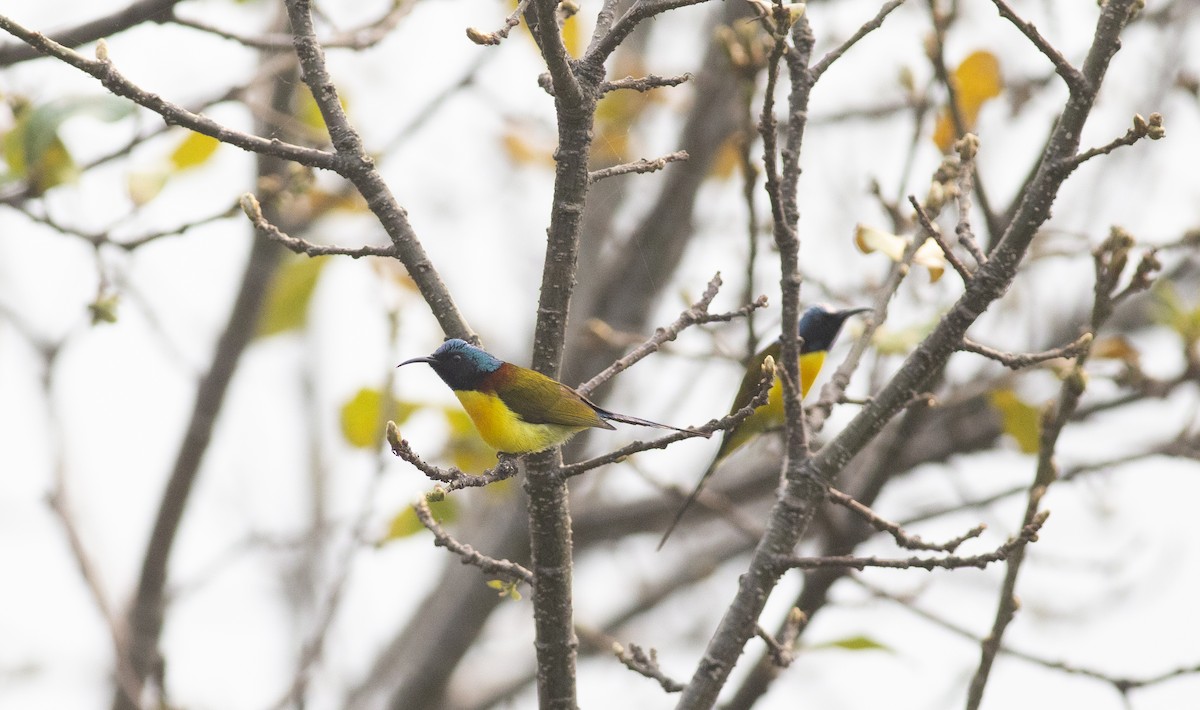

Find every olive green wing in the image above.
[495,366,614,430]
[726,341,780,416]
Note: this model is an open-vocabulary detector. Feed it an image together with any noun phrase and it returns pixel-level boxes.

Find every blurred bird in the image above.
[399,338,694,455]
[657,304,870,549]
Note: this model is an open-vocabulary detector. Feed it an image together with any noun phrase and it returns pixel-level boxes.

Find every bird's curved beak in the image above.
[840,306,873,317]
[397,356,433,368]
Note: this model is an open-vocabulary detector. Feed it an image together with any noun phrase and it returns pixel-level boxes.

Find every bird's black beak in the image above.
[397,356,434,368]
[840,306,873,317]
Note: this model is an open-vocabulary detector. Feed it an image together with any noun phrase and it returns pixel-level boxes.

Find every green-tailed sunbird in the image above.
[657,304,870,549]
[399,338,694,455]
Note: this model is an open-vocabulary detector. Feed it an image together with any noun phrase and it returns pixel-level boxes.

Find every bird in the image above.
[398,338,695,455]
[657,304,870,549]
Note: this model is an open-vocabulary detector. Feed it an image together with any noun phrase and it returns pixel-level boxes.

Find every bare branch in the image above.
[413,498,533,585]
[825,486,986,553]
[577,272,766,396]
[811,0,909,80]
[612,642,684,693]
[588,150,690,183]
[0,14,341,171]
[988,0,1088,95]
[387,423,521,491]
[240,194,397,259]
[1058,112,1166,172]
[910,195,974,282]
[601,72,693,94]
[960,332,1094,370]
[775,512,1045,572]
[465,0,530,46]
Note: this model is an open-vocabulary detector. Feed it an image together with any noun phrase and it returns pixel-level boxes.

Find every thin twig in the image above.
[562,356,774,478]
[1056,113,1165,172]
[387,423,521,491]
[465,0,531,45]
[825,486,986,552]
[910,195,973,282]
[988,0,1088,95]
[240,194,397,258]
[960,332,1093,370]
[775,511,1044,572]
[612,642,684,693]
[811,0,909,80]
[588,150,689,183]
[601,72,692,94]
[413,498,533,585]
[577,272,766,396]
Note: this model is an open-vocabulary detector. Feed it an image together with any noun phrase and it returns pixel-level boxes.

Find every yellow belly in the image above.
[454,390,588,454]
[718,350,827,458]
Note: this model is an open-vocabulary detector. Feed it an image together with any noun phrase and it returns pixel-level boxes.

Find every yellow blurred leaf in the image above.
[1153,282,1200,348]
[169,131,221,170]
[854,224,946,283]
[296,85,349,137]
[88,292,120,325]
[871,318,936,356]
[256,255,328,337]
[126,169,168,206]
[1091,335,1141,366]
[340,388,416,449]
[380,498,459,543]
[933,50,1003,152]
[811,635,892,653]
[593,77,655,164]
[3,95,132,194]
[988,388,1040,454]
[562,12,581,58]
[500,123,556,167]
[708,134,742,181]
[487,578,523,600]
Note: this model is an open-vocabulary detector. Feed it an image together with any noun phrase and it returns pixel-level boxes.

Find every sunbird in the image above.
[399,338,694,455]
[657,304,870,549]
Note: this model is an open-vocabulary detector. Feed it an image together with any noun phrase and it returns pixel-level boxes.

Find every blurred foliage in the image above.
[933,50,1003,153]
[381,497,459,543]
[1,95,135,194]
[257,254,329,338]
[988,388,1041,454]
[341,387,416,449]
[855,224,946,283]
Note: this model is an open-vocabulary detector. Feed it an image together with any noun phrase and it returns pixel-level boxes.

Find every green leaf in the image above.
[988,388,1041,454]
[169,131,221,170]
[339,388,415,449]
[256,255,328,337]
[380,498,458,542]
[1153,282,1200,349]
[810,635,892,653]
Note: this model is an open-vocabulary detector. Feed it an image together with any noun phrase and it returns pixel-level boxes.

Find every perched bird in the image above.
[657,304,870,549]
[398,338,694,455]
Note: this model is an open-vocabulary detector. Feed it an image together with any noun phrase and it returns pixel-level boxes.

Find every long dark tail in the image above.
[656,457,720,550]
[598,408,696,434]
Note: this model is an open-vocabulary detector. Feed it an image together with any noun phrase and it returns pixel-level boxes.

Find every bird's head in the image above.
[398,338,503,390]
[796,304,871,353]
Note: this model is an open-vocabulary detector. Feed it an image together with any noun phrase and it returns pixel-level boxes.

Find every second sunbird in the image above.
[657,304,870,549]
[399,339,694,455]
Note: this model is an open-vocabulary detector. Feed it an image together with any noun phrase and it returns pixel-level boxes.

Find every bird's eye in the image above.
[450,353,462,361]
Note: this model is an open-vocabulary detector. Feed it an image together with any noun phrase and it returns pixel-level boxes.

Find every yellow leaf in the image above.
[1091,335,1141,367]
[562,12,581,58]
[380,498,459,543]
[295,85,349,138]
[708,135,742,181]
[127,169,168,206]
[988,388,1040,454]
[169,131,221,170]
[933,50,1003,152]
[1152,282,1200,349]
[256,255,328,337]
[340,388,416,449]
[593,73,655,164]
[487,578,522,600]
[500,122,556,167]
[854,224,946,283]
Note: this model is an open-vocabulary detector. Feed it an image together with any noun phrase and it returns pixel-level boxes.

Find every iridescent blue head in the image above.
[796,305,871,353]
[398,338,503,390]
